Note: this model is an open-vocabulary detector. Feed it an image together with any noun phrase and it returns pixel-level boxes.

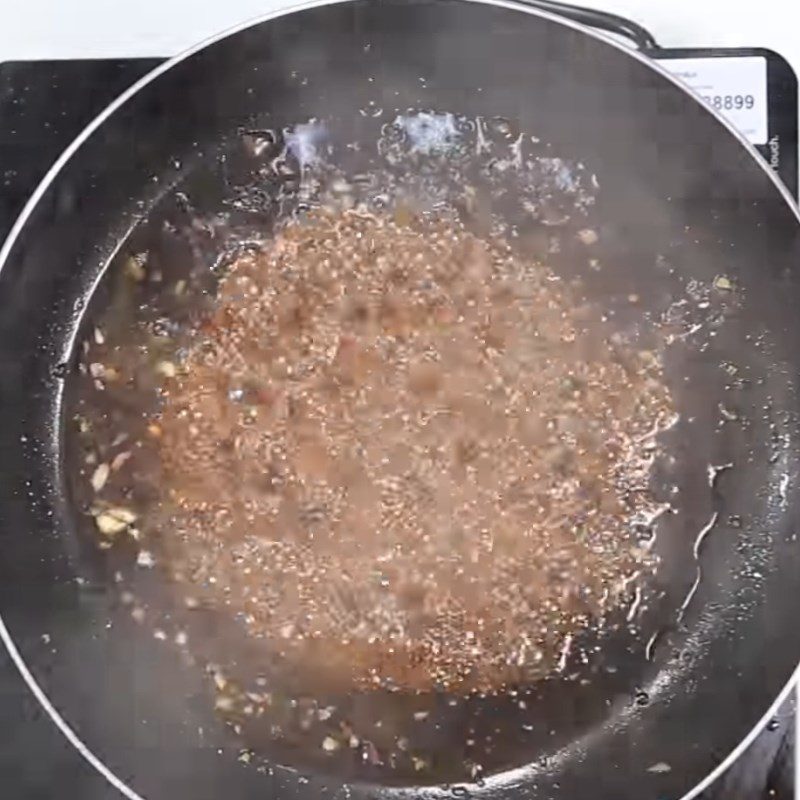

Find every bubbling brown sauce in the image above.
[68,203,678,777]
[87,207,672,696]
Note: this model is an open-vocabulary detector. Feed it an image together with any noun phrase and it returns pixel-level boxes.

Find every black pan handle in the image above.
[511,0,660,50]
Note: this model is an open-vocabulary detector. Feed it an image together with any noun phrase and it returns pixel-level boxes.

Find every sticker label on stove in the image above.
[658,56,768,145]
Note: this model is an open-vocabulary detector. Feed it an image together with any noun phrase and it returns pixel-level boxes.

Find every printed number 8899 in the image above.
[702,94,756,111]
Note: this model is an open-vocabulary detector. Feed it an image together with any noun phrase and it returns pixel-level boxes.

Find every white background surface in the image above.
[0,0,797,69]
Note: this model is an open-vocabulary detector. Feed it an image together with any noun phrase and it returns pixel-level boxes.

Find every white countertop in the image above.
[0,0,798,71]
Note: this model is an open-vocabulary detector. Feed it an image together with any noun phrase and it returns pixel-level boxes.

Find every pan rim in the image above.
[0,0,798,798]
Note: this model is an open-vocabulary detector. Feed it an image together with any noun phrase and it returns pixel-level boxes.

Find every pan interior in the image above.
[62,102,782,786]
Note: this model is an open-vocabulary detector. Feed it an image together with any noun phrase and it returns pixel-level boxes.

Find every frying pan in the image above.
[1,1,800,798]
